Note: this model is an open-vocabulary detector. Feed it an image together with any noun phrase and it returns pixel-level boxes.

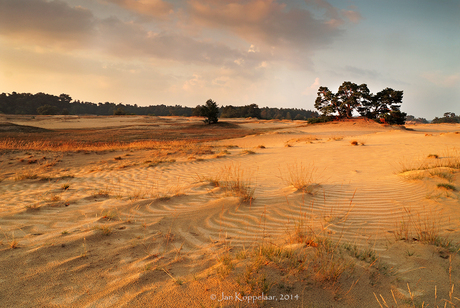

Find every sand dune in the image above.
[1,117,460,307]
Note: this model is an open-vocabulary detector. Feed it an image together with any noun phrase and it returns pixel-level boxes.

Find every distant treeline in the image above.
[431,112,460,124]
[220,104,317,120]
[405,115,429,124]
[0,92,318,120]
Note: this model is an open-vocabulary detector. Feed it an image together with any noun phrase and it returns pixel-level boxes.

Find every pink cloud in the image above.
[104,0,173,19]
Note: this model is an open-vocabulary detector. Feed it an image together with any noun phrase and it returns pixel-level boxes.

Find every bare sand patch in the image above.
[1,116,460,307]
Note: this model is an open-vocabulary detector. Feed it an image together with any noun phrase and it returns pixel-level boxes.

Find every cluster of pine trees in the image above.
[314,81,406,124]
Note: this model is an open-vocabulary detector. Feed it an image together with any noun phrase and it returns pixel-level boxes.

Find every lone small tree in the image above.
[201,99,219,124]
[113,107,126,115]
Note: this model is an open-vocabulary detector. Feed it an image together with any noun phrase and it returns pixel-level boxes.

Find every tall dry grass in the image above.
[279,162,318,194]
[212,195,383,304]
[393,205,457,251]
[215,164,256,203]
[398,148,460,174]
[0,138,213,153]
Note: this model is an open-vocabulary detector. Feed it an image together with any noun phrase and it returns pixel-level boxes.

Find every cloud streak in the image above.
[103,0,174,19]
[0,0,95,48]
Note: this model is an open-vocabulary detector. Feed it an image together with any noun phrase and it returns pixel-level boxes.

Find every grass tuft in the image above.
[201,164,256,202]
[398,149,460,174]
[437,183,456,191]
[14,170,38,181]
[10,240,19,249]
[101,210,118,221]
[281,162,317,194]
[393,206,457,251]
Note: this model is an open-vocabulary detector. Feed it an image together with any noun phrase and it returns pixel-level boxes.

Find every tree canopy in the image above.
[200,99,219,124]
[314,81,406,124]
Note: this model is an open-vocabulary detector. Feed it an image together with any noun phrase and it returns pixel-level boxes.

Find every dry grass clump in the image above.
[14,169,38,181]
[393,206,456,250]
[25,203,41,210]
[437,183,456,191]
[199,164,256,202]
[1,231,19,249]
[398,149,460,174]
[350,140,366,146]
[214,150,230,159]
[288,136,320,143]
[93,189,110,198]
[128,189,147,200]
[220,164,256,202]
[101,210,118,221]
[429,169,455,182]
[216,241,354,298]
[94,225,113,236]
[147,159,176,167]
[280,162,317,194]
[48,194,61,202]
[375,283,458,308]
[213,215,382,303]
[9,240,19,249]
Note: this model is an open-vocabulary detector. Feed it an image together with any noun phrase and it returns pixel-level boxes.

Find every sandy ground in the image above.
[1,116,460,307]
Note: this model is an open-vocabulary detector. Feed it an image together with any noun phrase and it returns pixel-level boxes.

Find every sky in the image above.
[0,0,459,119]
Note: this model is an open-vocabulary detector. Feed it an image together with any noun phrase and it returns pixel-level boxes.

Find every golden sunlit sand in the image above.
[1,115,460,307]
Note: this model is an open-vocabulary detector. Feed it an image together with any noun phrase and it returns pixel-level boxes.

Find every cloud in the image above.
[103,0,173,19]
[304,0,362,26]
[187,0,342,50]
[344,66,380,79]
[0,0,95,47]
[97,21,247,65]
[183,74,205,91]
[305,0,343,26]
[248,44,259,53]
[0,1,254,67]
[422,71,460,88]
[302,77,320,95]
[341,9,362,24]
[0,0,356,80]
